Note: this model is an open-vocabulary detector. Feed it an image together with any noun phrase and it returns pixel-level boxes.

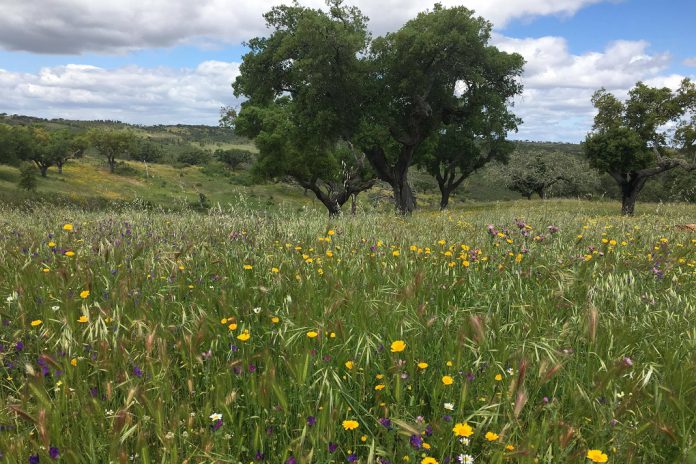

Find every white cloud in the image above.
[0,0,612,54]
[493,36,692,142]
[683,57,696,67]
[0,61,241,125]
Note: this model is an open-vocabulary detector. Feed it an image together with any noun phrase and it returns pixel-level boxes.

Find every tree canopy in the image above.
[232,1,524,214]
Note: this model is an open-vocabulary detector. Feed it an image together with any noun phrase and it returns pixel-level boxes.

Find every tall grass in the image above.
[0,201,694,463]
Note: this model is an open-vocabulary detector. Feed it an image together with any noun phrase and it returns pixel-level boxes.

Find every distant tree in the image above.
[215,148,253,170]
[46,130,88,174]
[584,79,696,215]
[177,148,211,166]
[498,151,589,199]
[0,124,19,165]
[88,129,137,173]
[132,139,163,164]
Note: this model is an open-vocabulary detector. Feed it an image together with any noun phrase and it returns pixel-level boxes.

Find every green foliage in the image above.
[215,147,253,170]
[17,161,37,191]
[131,139,163,163]
[177,147,212,166]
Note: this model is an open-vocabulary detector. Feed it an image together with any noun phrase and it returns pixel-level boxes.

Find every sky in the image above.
[0,0,694,142]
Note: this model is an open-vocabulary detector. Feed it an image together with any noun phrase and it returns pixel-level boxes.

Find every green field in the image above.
[0,201,695,463]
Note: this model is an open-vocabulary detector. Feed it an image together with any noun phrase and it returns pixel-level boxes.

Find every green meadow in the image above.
[1,200,694,463]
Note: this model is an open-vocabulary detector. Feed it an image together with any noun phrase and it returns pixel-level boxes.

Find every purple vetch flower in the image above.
[379,417,392,429]
[328,442,338,453]
[442,415,452,422]
[255,451,265,461]
[466,372,475,382]
[347,454,358,462]
[306,416,316,426]
[90,387,99,398]
[285,457,297,464]
[424,424,433,436]
[49,446,59,459]
[16,341,24,351]
[29,455,39,464]
[409,434,423,449]
[211,419,223,431]
[233,366,242,375]
[248,364,257,373]
[133,366,143,378]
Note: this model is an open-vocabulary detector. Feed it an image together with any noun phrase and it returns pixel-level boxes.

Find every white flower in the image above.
[182,431,189,438]
[51,305,60,311]
[444,402,454,410]
[506,367,514,375]
[458,454,474,464]
[165,431,175,439]
[252,307,262,314]
[209,412,222,422]
[459,437,470,446]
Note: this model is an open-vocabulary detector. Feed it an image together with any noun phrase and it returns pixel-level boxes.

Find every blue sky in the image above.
[0,0,694,142]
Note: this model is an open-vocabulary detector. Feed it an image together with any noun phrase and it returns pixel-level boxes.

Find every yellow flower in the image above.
[42,268,50,273]
[442,375,454,385]
[307,331,319,338]
[417,362,428,369]
[342,420,359,430]
[361,435,367,442]
[63,224,73,231]
[495,374,503,381]
[77,315,88,323]
[70,358,78,366]
[345,361,354,370]
[236,331,250,342]
[462,260,470,267]
[586,450,608,463]
[328,230,335,236]
[392,250,400,257]
[506,444,515,451]
[271,316,280,324]
[178,265,185,271]
[48,241,56,247]
[271,267,280,273]
[79,290,90,299]
[422,442,430,450]
[228,323,238,330]
[31,320,43,327]
[375,374,384,380]
[446,360,453,367]
[374,384,385,391]
[65,251,75,257]
[243,264,253,270]
[421,458,438,464]
[390,340,406,352]
[485,431,499,441]
[220,318,228,324]
[452,422,474,437]
[515,253,523,263]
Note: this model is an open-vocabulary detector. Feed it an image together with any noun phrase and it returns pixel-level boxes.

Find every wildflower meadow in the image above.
[0,200,695,463]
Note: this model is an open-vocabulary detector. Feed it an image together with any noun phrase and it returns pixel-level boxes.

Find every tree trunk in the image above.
[620,176,647,216]
[351,194,357,216]
[438,182,450,210]
[57,161,63,174]
[391,176,416,215]
[109,157,116,173]
[39,165,48,177]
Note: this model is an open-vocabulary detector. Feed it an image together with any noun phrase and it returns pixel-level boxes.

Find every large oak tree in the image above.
[233,1,524,214]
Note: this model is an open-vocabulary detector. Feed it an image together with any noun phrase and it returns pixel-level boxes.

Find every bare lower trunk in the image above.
[40,165,48,177]
[57,163,63,174]
[392,176,416,215]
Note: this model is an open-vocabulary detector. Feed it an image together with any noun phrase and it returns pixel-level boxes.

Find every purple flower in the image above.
[230,344,239,352]
[285,457,297,464]
[347,454,358,462]
[379,417,392,429]
[248,364,257,373]
[328,442,338,453]
[306,416,316,426]
[211,419,223,431]
[49,446,60,459]
[424,424,433,436]
[377,459,392,464]
[442,415,452,422]
[548,225,560,234]
[255,451,265,461]
[623,357,633,367]
[133,366,143,378]
[409,434,423,449]
[29,455,39,464]
[16,341,24,351]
